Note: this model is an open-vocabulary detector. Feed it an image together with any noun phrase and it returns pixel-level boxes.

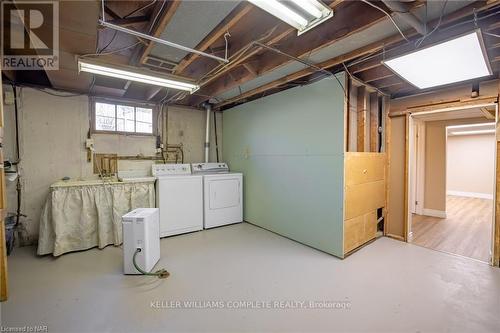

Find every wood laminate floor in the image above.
[411,195,493,262]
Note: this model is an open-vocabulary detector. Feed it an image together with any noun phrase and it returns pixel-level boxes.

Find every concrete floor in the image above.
[2,223,500,333]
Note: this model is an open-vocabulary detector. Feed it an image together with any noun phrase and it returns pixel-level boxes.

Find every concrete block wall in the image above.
[1,86,222,243]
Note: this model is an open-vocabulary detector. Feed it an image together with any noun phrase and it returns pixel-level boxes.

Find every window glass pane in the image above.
[95,102,116,131]
[95,102,115,117]
[116,105,135,132]
[135,108,153,133]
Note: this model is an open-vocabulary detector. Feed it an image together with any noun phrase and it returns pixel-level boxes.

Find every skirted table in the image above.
[37,179,155,256]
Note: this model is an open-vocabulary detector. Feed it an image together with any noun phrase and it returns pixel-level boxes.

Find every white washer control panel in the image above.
[191,163,229,174]
[152,163,192,176]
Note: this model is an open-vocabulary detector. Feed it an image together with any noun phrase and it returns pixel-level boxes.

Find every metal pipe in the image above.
[202,102,212,163]
[99,20,229,64]
[381,1,427,35]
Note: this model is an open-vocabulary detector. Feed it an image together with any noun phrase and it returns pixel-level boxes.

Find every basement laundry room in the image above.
[1,1,500,332]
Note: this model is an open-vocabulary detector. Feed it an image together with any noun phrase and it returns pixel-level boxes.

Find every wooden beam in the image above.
[137,1,181,65]
[242,63,258,77]
[192,0,383,105]
[370,92,379,152]
[174,2,254,74]
[480,107,496,119]
[358,66,395,83]
[104,5,121,20]
[0,75,7,302]
[215,32,405,109]
[357,86,367,152]
[215,1,497,108]
[103,15,149,28]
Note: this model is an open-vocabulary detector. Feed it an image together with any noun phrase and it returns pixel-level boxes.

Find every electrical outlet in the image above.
[85,138,94,149]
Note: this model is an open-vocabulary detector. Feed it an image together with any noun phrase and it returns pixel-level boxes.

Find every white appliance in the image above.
[192,163,243,229]
[153,163,203,237]
[122,208,160,275]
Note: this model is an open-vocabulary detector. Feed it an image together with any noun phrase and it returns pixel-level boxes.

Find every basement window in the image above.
[92,99,156,135]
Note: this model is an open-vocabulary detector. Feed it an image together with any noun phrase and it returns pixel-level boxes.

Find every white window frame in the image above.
[91,98,157,136]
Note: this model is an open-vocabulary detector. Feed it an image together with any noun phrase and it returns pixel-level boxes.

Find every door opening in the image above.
[407,104,497,264]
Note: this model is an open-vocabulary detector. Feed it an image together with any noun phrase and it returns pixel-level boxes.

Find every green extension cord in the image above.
[132,248,170,279]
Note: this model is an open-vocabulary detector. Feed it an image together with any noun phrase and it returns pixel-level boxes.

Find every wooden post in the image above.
[0,68,8,301]
[369,92,379,152]
[357,86,367,152]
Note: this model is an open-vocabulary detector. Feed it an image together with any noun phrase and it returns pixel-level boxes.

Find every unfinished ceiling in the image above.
[2,0,499,109]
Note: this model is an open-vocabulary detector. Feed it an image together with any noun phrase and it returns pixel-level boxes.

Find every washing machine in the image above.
[153,164,203,237]
[192,163,243,229]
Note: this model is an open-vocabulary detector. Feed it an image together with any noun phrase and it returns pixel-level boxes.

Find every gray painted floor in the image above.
[1,222,500,333]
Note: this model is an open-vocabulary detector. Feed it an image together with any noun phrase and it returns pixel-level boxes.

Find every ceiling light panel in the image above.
[248,0,333,35]
[78,59,199,93]
[383,31,492,89]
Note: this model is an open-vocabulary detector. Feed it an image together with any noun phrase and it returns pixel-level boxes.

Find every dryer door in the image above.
[204,174,243,228]
[209,178,240,209]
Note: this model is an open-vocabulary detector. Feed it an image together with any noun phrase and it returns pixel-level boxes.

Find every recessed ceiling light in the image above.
[383,30,492,89]
[78,58,199,93]
[248,0,333,35]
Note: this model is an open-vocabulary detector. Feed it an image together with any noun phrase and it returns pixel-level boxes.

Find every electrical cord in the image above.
[415,0,448,48]
[360,0,410,43]
[132,248,170,278]
[484,31,500,38]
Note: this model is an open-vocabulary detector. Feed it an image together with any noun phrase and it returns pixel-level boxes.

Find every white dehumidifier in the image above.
[122,208,160,275]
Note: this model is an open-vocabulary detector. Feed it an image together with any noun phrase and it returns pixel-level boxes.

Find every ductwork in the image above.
[202,102,212,163]
[382,0,427,35]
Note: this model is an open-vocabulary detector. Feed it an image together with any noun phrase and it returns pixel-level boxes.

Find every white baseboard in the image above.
[447,190,493,200]
[422,209,447,219]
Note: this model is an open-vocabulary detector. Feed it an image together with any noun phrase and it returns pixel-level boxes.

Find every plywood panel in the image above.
[345,180,385,220]
[386,115,406,239]
[345,152,386,186]
[344,215,364,253]
[344,210,377,253]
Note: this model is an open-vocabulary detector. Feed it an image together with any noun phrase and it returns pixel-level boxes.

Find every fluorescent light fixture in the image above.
[248,0,333,35]
[449,129,495,136]
[78,58,199,93]
[249,0,307,30]
[290,0,323,18]
[383,30,492,89]
[447,122,495,130]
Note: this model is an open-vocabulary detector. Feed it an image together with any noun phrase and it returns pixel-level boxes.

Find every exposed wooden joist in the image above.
[215,0,499,108]
[174,2,254,74]
[102,15,149,28]
[191,0,384,105]
[104,5,121,20]
[215,31,408,109]
[137,0,181,65]
[480,107,496,119]
[358,66,395,83]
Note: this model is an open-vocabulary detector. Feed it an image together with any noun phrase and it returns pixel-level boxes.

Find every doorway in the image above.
[407,104,497,263]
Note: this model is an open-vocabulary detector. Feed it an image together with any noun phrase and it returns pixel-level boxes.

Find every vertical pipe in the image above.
[203,103,212,163]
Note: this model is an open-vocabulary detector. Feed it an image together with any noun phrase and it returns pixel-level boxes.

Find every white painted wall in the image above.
[446,133,495,198]
[2,86,222,243]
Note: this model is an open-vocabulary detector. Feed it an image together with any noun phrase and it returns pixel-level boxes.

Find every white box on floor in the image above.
[122,208,160,275]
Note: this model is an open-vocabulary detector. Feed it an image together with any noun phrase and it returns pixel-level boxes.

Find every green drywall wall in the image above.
[223,74,346,257]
